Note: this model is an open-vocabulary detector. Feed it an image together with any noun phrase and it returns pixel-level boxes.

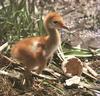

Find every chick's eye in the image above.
[53,21,58,24]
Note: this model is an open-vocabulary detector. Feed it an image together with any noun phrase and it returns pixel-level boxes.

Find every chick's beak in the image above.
[62,24,69,30]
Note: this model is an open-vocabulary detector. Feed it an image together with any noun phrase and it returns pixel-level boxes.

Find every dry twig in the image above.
[0,42,8,52]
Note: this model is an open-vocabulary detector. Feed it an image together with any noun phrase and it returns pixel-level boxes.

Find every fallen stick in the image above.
[83,63,98,77]
[43,68,61,78]
[0,68,57,81]
[79,82,100,91]
[0,70,21,79]
[31,71,57,81]
[82,70,97,80]
[0,54,19,64]
[0,42,8,52]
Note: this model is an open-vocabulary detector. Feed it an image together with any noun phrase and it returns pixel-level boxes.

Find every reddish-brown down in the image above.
[11,12,68,74]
